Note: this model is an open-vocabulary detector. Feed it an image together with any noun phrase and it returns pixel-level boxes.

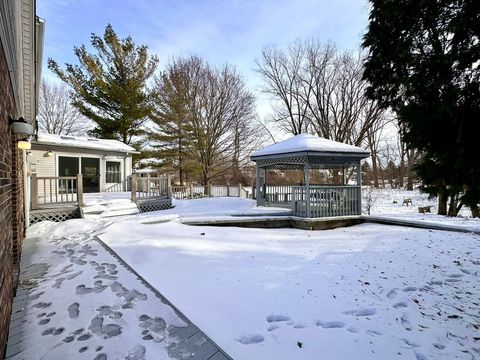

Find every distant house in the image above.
[29,133,138,193]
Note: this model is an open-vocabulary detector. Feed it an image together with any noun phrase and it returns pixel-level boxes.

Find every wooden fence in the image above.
[170,183,250,200]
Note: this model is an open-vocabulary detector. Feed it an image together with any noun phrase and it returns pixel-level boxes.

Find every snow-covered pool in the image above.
[99,215,480,360]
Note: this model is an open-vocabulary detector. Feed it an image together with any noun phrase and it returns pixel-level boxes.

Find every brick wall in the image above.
[11,136,24,268]
[0,38,22,357]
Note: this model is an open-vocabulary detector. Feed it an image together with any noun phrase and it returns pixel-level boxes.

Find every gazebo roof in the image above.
[251,134,370,159]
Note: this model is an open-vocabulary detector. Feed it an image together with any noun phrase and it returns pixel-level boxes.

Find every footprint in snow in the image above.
[346,326,359,333]
[386,288,398,299]
[393,301,408,309]
[33,302,52,309]
[402,338,419,347]
[293,323,306,329]
[267,324,279,332]
[236,334,264,345]
[344,308,376,317]
[400,314,412,331]
[428,280,443,286]
[315,320,345,329]
[460,268,476,275]
[266,314,290,323]
[367,329,383,336]
[125,345,146,360]
[403,286,417,292]
[447,273,463,278]
[68,303,80,318]
[414,351,429,360]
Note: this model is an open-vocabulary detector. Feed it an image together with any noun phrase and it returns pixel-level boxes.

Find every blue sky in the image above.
[38,0,370,117]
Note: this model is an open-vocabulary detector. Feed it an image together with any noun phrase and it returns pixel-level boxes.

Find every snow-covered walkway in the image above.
[5,220,230,360]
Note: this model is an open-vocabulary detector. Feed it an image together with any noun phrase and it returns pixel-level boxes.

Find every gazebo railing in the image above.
[292,185,361,217]
[264,185,293,207]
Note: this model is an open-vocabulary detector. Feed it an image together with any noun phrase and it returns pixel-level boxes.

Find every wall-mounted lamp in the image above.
[8,115,33,135]
[47,150,54,157]
[17,138,31,150]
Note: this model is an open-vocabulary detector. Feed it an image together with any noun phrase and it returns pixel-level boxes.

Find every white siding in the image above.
[29,149,56,177]
[28,148,134,194]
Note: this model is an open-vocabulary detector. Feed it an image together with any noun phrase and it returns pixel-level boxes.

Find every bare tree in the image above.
[38,79,92,135]
[151,57,263,185]
[363,186,382,215]
[256,41,311,135]
[256,40,389,148]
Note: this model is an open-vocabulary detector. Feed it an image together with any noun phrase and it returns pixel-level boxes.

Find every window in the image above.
[106,161,121,183]
[58,156,79,176]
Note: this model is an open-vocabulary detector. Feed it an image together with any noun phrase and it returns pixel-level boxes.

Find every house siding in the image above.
[29,149,55,176]
[29,146,133,193]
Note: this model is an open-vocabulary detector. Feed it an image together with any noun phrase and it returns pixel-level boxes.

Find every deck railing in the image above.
[292,185,361,217]
[105,176,132,192]
[131,174,171,201]
[31,174,83,210]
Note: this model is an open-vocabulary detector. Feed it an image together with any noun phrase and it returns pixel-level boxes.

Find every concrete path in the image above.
[5,223,231,360]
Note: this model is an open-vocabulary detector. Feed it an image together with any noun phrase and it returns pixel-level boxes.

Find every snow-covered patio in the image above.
[8,195,480,360]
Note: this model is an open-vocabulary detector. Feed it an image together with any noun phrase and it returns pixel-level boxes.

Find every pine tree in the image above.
[48,24,158,146]
[362,0,480,216]
[149,62,196,185]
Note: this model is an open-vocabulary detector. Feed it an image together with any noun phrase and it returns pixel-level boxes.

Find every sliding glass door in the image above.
[81,157,100,193]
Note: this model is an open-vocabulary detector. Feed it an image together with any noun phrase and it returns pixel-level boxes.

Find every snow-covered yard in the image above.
[18,194,480,359]
[367,188,480,231]
[91,196,480,360]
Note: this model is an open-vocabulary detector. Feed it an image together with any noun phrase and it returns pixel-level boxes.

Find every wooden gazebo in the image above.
[251,134,370,218]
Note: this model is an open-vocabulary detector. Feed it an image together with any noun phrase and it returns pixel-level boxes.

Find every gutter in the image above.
[31,142,140,155]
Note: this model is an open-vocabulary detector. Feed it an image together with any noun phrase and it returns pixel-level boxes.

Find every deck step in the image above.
[81,198,140,219]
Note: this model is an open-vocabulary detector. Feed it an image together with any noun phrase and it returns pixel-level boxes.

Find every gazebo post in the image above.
[304,162,310,217]
[356,161,362,214]
[255,166,265,206]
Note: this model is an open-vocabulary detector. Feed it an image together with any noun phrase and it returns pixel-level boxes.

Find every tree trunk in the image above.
[447,194,458,217]
[203,172,209,195]
[406,149,415,190]
[372,155,379,188]
[367,132,379,188]
[471,204,480,218]
[398,140,406,188]
[438,189,447,215]
[398,161,404,188]
[178,136,184,186]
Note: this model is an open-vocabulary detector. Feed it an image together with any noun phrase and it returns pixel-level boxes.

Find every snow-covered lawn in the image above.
[367,188,480,231]
[97,198,480,360]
